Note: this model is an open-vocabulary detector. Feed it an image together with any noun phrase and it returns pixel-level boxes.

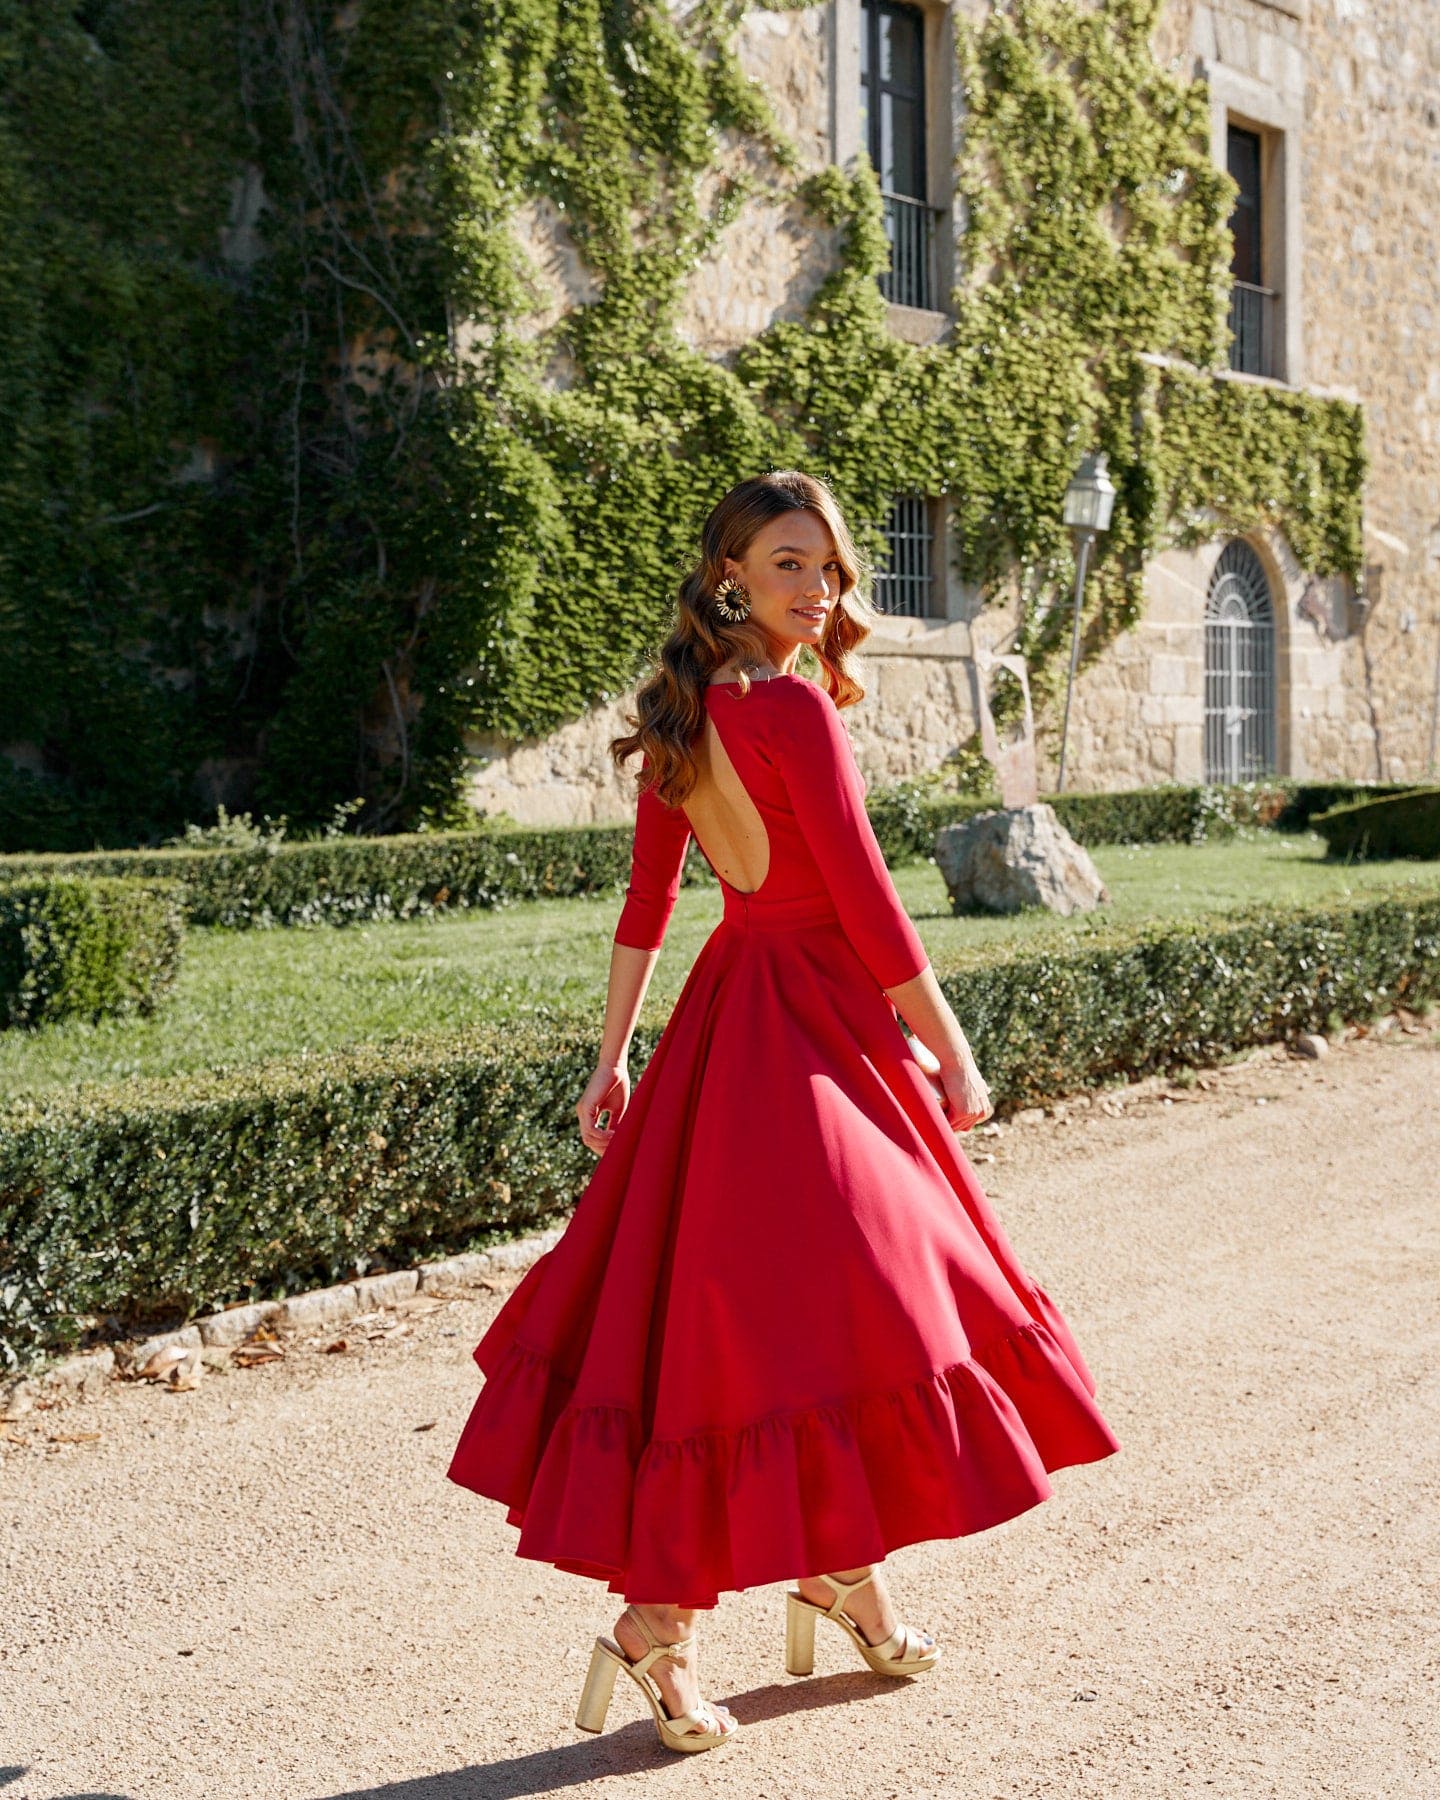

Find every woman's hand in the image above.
[908,1034,994,1132]
[577,1059,631,1155]
[935,1055,993,1132]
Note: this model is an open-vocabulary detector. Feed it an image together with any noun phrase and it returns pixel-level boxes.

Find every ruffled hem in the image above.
[446,1307,1120,1609]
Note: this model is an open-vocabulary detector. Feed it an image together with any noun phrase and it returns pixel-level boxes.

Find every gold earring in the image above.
[712,575,751,621]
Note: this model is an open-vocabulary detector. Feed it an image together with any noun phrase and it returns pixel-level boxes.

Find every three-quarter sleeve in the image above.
[768,679,931,991]
[612,765,694,952]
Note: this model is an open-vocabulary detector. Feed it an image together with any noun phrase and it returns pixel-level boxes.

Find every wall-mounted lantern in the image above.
[1056,451,1117,793]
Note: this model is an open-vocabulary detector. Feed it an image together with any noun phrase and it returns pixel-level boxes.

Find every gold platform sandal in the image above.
[574,1604,740,1753]
[785,1569,942,1678]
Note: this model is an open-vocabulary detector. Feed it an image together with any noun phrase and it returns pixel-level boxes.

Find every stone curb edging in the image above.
[0,1224,566,1413]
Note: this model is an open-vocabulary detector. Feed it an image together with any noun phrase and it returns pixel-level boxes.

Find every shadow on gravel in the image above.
[1,1773,136,1800]
[310,1670,907,1798]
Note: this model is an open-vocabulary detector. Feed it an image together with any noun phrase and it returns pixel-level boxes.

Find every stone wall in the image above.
[678,6,838,355]
[1122,0,1440,792]
[465,0,1440,824]
[1047,529,1365,789]
[467,645,984,823]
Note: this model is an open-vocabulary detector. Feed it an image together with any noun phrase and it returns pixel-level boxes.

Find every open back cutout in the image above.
[681,713,771,895]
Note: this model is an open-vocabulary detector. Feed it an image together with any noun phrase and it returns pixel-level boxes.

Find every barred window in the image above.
[872,494,942,620]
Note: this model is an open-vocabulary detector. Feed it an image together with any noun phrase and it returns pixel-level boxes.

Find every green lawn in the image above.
[3,828,1437,1097]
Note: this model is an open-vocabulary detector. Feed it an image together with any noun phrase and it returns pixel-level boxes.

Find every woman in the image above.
[447,470,1121,1753]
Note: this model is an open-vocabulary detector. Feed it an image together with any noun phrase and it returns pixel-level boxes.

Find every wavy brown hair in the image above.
[610,470,885,806]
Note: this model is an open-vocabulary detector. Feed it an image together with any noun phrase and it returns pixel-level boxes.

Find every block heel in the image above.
[784,1570,941,1678]
[574,1637,622,1733]
[785,1588,817,1675]
[571,1606,739,1752]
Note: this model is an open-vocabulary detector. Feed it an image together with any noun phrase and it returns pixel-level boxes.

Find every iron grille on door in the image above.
[1204,540,1276,782]
[873,494,938,618]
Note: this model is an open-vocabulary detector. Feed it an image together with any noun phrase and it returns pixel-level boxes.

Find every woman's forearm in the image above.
[882,963,976,1071]
[599,941,661,1065]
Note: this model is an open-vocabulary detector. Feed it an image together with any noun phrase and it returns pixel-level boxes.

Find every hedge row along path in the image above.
[3,1019,1436,1798]
[6,888,1435,1364]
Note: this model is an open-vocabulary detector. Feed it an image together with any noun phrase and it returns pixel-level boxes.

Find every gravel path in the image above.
[3,1023,1437,1800]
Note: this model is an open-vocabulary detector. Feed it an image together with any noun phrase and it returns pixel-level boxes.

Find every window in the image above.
[860,0,941,312]
[1204,541,1276,782]
[1226,123,1276,377]
[872,494,942,619]
[1201,58,1302,385]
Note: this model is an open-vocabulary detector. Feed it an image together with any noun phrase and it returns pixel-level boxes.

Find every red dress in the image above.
[447,671,1120,1607]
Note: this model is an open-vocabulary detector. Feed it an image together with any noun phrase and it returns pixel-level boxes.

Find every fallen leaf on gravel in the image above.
[46,1430,101,1444]
[323,1339,349,1354]
[396,1296,446,1316]
[232,1340,285,1368]
[137,1346,204,1392]
[138,1344,192,1381]
[164,1352,204,1393]
[413,1420,437,1432]
[0,1397,32,1423]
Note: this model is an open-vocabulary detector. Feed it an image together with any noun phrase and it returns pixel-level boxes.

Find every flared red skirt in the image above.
[447,897,1121,1607]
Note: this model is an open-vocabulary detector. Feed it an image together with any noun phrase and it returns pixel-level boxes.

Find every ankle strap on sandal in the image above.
[815,1569,877,1614]
[622,1604,696,1672]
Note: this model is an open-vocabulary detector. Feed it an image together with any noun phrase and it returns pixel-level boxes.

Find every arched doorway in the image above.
[1204,540,1276,782]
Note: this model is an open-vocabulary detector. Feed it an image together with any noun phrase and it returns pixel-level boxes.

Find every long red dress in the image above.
[447,670,1120,1607]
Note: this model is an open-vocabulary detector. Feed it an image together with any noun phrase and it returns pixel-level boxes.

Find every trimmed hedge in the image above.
[869,779,1421,863]
[0,829,639,931]
[0,878,186,1030]
[940,890,1437,1103]
[0,1013,614,1366]
[3,888,1435,1366]
[1310,787,1440,861]
[0,779,1414,930]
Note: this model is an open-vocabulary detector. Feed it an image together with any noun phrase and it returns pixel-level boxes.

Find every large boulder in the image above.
[934,803,1109,917]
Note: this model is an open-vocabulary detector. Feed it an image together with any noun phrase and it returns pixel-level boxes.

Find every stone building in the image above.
[468,0,1440,828]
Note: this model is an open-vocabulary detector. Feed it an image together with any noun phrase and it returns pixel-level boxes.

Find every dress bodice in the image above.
[613,672,929,992]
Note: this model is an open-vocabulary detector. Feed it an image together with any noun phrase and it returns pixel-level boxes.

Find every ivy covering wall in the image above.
[0,0,1365,850]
